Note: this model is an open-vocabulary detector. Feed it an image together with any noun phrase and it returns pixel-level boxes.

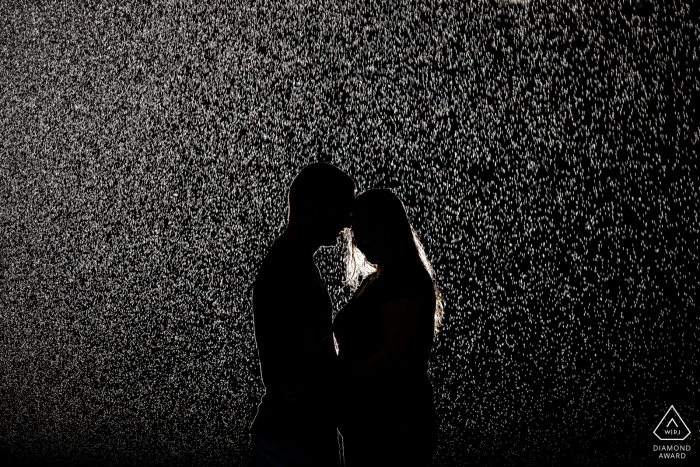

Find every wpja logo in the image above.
[653,405,692,460]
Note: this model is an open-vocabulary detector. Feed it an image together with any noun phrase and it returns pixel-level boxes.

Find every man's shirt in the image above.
[250,237,338,443]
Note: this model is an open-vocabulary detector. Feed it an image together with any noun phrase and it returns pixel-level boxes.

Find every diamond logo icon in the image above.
[654,406,691,441]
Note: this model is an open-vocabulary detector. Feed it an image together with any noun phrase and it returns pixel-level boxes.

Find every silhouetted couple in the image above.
[250,163,443,467]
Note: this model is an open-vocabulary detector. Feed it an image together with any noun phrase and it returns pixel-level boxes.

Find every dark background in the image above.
[1,0,697,465]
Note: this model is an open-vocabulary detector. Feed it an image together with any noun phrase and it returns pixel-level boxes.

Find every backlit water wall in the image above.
[1,1,697,465]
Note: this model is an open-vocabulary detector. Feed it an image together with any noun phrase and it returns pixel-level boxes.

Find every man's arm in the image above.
[252,260,334,400]
[259,328,332,401]
[254,324,332,395]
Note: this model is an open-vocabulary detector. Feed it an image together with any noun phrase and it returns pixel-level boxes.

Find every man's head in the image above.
[287,162,356,247]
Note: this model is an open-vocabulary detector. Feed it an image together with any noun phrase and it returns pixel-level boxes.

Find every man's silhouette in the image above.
[250,162,356,467]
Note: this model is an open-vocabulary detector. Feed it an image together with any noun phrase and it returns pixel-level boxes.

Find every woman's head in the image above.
[349,189,416,267]
[344,188,444,335]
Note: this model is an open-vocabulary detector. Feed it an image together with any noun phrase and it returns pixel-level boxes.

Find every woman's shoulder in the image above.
[376,263,434,306]
[382,261,432,284]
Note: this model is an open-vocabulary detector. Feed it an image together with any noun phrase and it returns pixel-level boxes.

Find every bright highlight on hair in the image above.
[343,191,445,336]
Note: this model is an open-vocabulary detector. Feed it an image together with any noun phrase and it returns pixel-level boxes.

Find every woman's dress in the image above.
[333,262,438,466]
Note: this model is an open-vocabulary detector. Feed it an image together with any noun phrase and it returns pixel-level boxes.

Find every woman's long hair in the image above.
[344,189,444,336]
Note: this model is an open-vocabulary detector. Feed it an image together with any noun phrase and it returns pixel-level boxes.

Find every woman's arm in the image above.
[346,297,426,382]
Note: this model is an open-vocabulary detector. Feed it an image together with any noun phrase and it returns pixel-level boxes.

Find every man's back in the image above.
[250,237,338,443]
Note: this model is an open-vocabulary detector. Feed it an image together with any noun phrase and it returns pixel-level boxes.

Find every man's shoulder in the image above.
[254,237,314,295]
[256,238,300,276]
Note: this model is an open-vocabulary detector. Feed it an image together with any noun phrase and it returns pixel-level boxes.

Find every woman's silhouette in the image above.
[333,189,444,466]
